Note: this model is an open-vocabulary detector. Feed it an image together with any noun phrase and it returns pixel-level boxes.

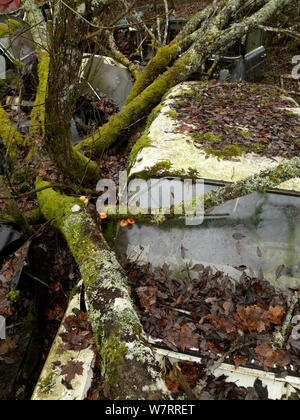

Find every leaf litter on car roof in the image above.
[169,82,300,160]
[121,256,300,384]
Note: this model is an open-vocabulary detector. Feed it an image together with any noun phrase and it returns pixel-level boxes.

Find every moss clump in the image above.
[239,130,253,137]
[205,144,247,158]
[0,19,22,37]
[129,103,164,166]
[182,89,196,97]
[168,109,179,118]
[102,220,118,248]
[99,334,127,387]
[130,135,151,166]
[135,160,172,179]
[249,142,267,153]
[124,43,179,106]
[69,285,81,300]
[192,132,222,144]
[29,52,50,138]
[8,289,20,303]
[0,107,27,163]
[39,372,55,393]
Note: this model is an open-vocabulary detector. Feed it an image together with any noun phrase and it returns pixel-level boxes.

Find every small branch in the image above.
[162,0,169,46]
[172,362,197,400]
[258,24,300,40]
[273,292,300,349]
[194,343,239,396]
[106,30,139,79]
[0,182,93,200]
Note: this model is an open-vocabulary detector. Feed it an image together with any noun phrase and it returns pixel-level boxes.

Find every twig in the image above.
[172,362,197,400]
[25,272,50,288]
[273,291,300,349]
[162,0,169,46]
[0,183,89,200]
[194,341,255,396]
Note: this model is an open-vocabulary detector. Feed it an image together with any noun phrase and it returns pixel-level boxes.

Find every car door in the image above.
[244,29,266,82]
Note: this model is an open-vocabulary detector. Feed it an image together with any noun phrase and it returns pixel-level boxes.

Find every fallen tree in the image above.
[36,178,170,399]
[0,0,299,400]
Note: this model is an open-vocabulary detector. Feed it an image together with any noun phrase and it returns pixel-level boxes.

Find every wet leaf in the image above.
[179,324,199,351]
[268,306,285,324]
[232,233,246,240]
[60,361,84,383]
[165,370,181,393]
[255,342,290,370]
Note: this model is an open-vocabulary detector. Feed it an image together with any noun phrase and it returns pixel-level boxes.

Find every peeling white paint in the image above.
[31,281,96,401]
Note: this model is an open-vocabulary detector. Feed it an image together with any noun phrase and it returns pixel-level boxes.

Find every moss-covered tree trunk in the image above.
[36,179,170,400]
[43,1,101,184]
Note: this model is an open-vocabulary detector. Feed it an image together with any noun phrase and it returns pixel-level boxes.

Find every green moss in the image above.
[100,334,127,382]
[249,142,267,153]
[0,107,27,163]
[125,43,179,106]
[8,289,20,303]
[69,285,81,300]
[176,100,185,107]
[239,130,253,137]
[129,103,164,166]
[29,52,49,138]
[192,131,222,143]
[39,372,55,393]
[135,160,172,179]
[182,89,196,97]
[102,220,118,248]
[205,144,247,158]
[0,19,22,37]
[168,109,179,118]
[130,135,151,166]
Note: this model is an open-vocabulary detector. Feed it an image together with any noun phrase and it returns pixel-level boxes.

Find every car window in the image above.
[223,40,241,56]
[246,29,263,54]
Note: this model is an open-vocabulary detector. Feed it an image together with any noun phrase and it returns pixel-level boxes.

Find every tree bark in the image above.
[42,0,101,184]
